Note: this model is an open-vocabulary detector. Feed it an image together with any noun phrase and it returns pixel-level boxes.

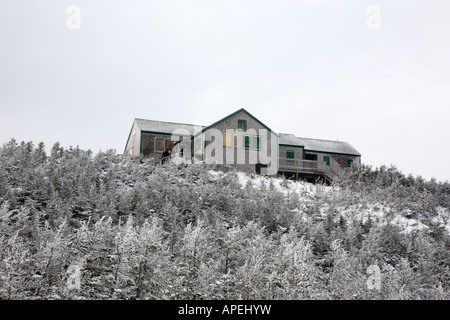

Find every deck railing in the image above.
[278,157,343,181]
[158,153,345,181]
[279,157,327,172]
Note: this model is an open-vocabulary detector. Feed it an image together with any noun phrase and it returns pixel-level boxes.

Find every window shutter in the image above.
[347,159,353,167]
[244,136,250,148]
[223,133,231,147]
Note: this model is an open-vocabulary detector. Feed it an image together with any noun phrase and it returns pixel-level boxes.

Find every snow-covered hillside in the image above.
[215,170,450,236]
[0,139,449,300]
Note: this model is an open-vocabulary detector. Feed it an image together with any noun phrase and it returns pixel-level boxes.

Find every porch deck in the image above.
[278,157,339,182]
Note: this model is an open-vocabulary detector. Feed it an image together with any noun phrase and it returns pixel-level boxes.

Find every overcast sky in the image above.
[1,0,449,181]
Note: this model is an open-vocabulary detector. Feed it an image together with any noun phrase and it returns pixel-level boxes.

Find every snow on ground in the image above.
[207,169,450,235]
[231,171,332,196]
[333,202,430,234]
[433,207,450,234]
[390,215,429,234]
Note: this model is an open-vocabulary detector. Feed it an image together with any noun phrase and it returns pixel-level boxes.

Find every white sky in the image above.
[1,0,449,181]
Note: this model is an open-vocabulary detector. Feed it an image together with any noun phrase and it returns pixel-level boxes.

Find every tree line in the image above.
[0,139,449,299]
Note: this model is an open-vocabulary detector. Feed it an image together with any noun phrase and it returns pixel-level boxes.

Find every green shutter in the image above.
[238,120,247,132]
[347,158,353,167]
[244,136,250,148]
[324,156,330,166]
[256,136,260,150]
[253,137,258,150]
[286,150,294,165]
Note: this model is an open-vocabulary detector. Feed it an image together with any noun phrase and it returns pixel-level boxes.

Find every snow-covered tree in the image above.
[271,228,317,299]
[0,139,449,299]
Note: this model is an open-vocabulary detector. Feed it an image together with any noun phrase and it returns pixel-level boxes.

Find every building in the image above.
[124,108,361,182]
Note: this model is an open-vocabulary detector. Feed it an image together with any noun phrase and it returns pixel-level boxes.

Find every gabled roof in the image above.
[279,133,361,156]
[195,108,278,137]
[135,118,205,135]
[126,112,360,157]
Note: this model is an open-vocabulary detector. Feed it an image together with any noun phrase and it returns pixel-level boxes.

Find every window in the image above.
[304,153,317,161]
[347,158,353,167]
[244,135,260,150]
[155,138,165,152]
[194,137,202,152]
[253,136,260,150]
[165,140,173,152]
[223,133,232,147]
[304,153,318,169]
[155,138,173,153]
[238,119,247,132]
[286,150,295,165]
[323,156,330,166]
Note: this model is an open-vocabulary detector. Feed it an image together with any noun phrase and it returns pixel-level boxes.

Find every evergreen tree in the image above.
[0,139,448,299]
[272,228,317,299]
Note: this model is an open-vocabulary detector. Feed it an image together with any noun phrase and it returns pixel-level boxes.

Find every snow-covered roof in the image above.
[279,133,361,156]
[135,118,205,136]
